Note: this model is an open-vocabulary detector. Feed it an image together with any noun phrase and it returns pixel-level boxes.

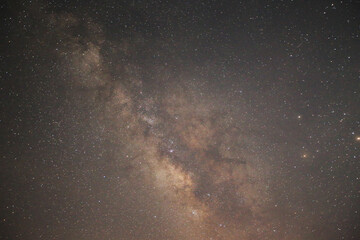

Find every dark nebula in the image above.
[1,1,360,239]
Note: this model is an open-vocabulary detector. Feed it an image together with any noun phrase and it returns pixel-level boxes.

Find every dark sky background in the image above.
[1,0,360,239]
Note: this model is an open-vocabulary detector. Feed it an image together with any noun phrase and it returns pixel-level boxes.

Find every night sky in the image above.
[1,0,360,239]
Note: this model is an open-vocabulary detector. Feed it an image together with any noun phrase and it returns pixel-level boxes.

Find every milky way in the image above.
[1,1,360,239]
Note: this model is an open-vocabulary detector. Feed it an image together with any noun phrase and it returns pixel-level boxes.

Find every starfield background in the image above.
[1,1,360,239]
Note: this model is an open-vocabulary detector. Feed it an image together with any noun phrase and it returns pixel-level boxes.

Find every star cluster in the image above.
[1,1,359,239]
